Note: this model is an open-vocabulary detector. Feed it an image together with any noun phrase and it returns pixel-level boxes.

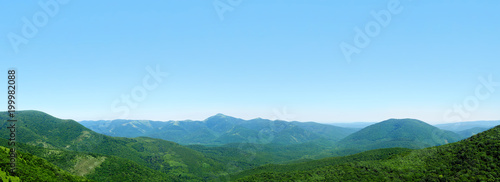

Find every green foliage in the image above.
[0,110,88,149]
[230,148,412,180]
[235,125,500,181]
[0,146,90,182]
[188,139,343,174]
[0,111,225,181]
[290,121,357,141]
[0,138,170,181]
[84,156,171,182]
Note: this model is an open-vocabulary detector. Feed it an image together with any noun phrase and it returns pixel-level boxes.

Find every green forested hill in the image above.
[456,127,491,138]
[337,118,462,151]
[230,147,413,181]
[0,146,89,182]
[0,138,170,181]
[0,111,225,181]
[236,125,500,181]
[187,139,339,175]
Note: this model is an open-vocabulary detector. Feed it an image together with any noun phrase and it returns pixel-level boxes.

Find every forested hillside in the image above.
[0,146,89,182]
[0,138,171,181]
[236,125,500,181]
[337,119,462,151]
[0,111,226,181]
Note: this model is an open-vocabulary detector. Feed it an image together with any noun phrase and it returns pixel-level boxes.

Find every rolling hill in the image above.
[229,147,413,180]
[0,145,89,182]
[337,118,462,151]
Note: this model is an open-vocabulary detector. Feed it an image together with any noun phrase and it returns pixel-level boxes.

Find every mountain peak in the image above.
[204,113,240,122]
[215,113,227,117]
[206,113,230,119]
[385,118,423,122]
[381,118,429,126]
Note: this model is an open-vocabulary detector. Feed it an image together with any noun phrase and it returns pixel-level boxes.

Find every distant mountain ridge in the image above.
[434,120,500,132]
[80,114,357,145]
[326,122,376,129]
[455,127,491,138]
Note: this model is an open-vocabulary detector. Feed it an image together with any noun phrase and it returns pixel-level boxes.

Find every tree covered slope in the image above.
[236,125,500,181]
[0,138,171,182]
[0,111,225,181]
[230,147,413,181]
[337,118,462,151]
[0,146,89,182]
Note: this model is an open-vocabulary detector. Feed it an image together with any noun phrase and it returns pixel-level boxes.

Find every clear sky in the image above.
[1,1,499,124]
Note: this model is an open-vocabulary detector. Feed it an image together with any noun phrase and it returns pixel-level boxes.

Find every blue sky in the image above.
[1,1,499,124]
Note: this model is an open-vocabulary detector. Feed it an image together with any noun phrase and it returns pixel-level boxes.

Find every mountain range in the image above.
[81,115,495,146]
[0,111,225,181]
[80,114,358,145]
[1,110,498,181]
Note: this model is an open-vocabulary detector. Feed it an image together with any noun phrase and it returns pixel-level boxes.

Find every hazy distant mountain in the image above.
[337,119,462,151]
[456,127,491,138]
[81,114,357,145]
[326,122,376,129]
[290,121,359,140]
[434,120,500,132]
